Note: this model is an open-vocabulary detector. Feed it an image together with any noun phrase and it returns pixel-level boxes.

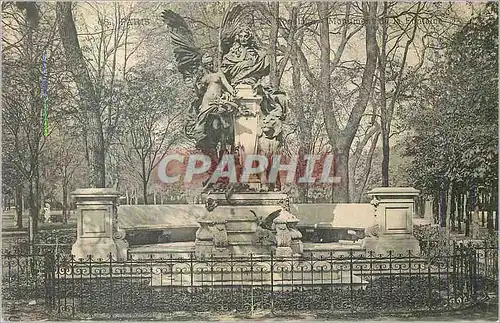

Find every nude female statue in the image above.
[188,54,239,151]
[197,54,237,114]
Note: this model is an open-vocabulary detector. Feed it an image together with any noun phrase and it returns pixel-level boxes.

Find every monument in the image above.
[71,188,128,260]
[362,187,421,256]
[162,6,302,257]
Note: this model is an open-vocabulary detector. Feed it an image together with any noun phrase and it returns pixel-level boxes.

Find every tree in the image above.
[375,3,460,187]
[318,2,379,202]
[118,62,187,204]
[56,2,155,188]
[405,3,498,229]
[3,2,70,235]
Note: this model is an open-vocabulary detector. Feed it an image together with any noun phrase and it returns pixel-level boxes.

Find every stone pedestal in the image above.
[71,188,128,260]
[273,209,294,257]
[363,187,421,256]
[234,84,263,190]
[195,192,298,257]
[289,221,304,255]
[424,197,433,222]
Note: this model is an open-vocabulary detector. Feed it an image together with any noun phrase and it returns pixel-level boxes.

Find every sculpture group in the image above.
[162,5,287,193]
[162,5,300,257]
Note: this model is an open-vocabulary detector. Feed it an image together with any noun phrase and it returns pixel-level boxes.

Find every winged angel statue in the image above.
[162,5,288,162]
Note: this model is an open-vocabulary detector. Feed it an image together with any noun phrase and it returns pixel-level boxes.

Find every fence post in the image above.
[270,251,274,314]
[250,253,254,317]
[44,251,55,312]
[483,240,488,279]
[109,253,113,319]
[452,241,457,302]
[470,246,477,300]
[408,249,412,293]
[427,260,432,310]
[349,249,354,313]
[190,252,194,287]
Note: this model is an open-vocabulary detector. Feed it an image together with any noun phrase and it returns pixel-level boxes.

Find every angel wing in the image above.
[259,209,282,231]
[162,10,203,82]
[218,3,247,64]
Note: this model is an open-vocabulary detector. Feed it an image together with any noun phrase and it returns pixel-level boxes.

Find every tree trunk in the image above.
[331,148,350,203]
[487,191,495,230]
[450,186,456,232]
[15,184,23,229]
[457,192,462,233]
[141,160,148,205]
[378,3,390,187]
[381,133,390,187]
[328,3,378,202]
[28,179,39,244]
[495,192,499,231]
[291,35,310,203]
[268,2,279,88]
[445,184,452,234]
[356,131,380,202]
[439,189,446,227]
[56,2,106,188]
[378,4,419,187]
[433,194,439,224]
[62,183,68,224]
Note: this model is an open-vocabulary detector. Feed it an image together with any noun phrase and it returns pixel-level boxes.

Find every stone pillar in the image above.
[273,214,292,257]
[424,196,433,223]
[288,217,303,255]
[471,205,481,239]
[71,188,127,260]
[195,219,214,258]
[195,209,231,257]
[363,187,421,256]
[234,84,262,190]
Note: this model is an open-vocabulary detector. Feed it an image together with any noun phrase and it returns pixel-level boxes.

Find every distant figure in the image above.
[43,203,51,223]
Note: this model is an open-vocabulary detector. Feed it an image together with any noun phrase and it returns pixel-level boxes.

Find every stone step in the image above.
[129,242,195,259]
[226,233,256,244]
[226,229,256,234]
[149,270,367,287]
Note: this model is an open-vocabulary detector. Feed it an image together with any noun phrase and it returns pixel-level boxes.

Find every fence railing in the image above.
[2,242,497,319]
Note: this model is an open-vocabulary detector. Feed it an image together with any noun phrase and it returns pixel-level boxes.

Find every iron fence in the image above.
[2,241,497,319]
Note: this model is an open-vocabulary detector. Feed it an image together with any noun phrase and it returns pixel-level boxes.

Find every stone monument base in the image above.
[275,246,293,257]
[195,192,292,257]
[71,188,128,260]
[72,237,118,260]
[362,235,421,256]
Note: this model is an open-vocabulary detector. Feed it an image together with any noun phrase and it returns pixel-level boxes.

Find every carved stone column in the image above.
[363,187,421,256]
[273,210,293,257]
[288,217,304,255]
[195,210,230,257]
[71,188,127,260]
[195,219,214,258]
